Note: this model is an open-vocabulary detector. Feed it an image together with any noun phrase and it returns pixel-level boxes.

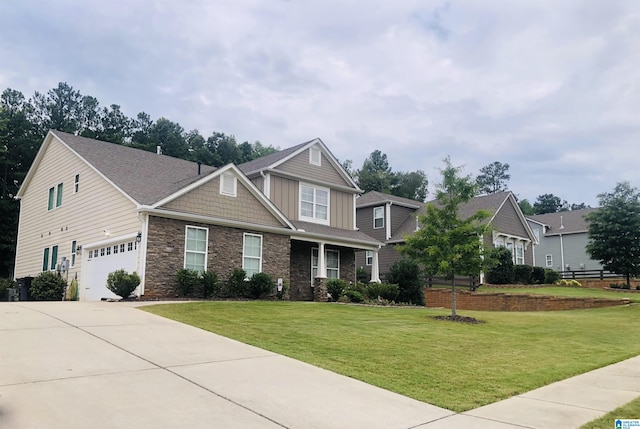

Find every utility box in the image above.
[17,277,34,301]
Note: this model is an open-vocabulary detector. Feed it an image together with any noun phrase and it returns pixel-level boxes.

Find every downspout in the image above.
[136,211,149,296]
[559,233,565,277]
[385,202,391,240]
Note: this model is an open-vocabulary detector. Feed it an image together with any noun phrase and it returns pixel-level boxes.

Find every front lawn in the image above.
[581,396,640,428]
[143,302,640,412]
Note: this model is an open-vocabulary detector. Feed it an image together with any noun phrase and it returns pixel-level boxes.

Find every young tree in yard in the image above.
[586,182,640,288]
[401,157,490,316]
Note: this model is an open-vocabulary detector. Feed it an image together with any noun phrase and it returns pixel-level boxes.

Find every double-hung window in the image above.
[365,250,373,266]
[373,206,384,229]
[243,233,262,277]
[300,183,329,224]
[74,174,80,193]
[546,254,553,267]
[50,245,58,271]
[311,248,340,280]
[515,244,524,265]
[47,183,64,210]
[185,226,208,273]
[42,248,50,272]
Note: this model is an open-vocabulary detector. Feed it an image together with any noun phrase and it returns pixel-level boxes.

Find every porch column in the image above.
[370,248,381,283]
[317,242,326,279]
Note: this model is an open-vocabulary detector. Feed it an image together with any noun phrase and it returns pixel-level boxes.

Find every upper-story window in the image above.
[74,174,80,193]
[300,183,329,224]
[220,173,237,197]
[47,183,63,211]
[309,147,321,166]
[373,206,384,229]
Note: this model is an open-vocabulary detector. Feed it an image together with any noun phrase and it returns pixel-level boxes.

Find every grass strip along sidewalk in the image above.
[144,301,640,412]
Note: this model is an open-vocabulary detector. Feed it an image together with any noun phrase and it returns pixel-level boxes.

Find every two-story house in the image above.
[355,191,537,282]
[526,208,602,272]
[13,131,381,301]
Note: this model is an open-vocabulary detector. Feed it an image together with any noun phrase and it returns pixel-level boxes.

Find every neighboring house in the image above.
[355,191,537,282]
[526,208,602,272]
[14,131,381,301]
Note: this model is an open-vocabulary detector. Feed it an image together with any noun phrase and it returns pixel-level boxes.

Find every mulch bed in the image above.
[431,314,484,324]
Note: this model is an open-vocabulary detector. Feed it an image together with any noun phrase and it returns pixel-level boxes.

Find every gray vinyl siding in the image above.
[355,244,402,280]
[356,206,386,242]
[276,148,352,188]
[492,199,529,237]
[390,205,415,237]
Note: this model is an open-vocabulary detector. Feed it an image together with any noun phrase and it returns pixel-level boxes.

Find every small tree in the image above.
[401,157,490,316]
[586,182,640,288]
[29,272,67,301]
[485,247,515,284]
[106,269,140,299]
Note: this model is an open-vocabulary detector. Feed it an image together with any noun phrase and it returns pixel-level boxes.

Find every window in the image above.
[243,233,262,277]
[100,248,105,257]
[50,245,58,271]
[128,242,133,251]
[326,249,339,278]
[120,243,125,253]
[546,254,553,267]
[220,173,237,197]
[300,184,329,224]
[71,241,76,267]
[515,244,524,265]
[48,187,55,210]
[74,174,80,193]
[309,147,321,166]
[56,183,63,207]
[42,248,50,271]
[312,248,340,280]
[373,206,384,229]
[365,250,373,266]
[185,226,207,273]
[506,242,514,261]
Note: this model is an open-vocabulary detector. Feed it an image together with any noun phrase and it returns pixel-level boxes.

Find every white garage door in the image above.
[82,240,138,301]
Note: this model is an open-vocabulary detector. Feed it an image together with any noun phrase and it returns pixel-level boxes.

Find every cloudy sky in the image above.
[1,1,639,206]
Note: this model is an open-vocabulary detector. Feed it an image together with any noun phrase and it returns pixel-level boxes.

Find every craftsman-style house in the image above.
[14,131,381,301]
[355,191,537,282]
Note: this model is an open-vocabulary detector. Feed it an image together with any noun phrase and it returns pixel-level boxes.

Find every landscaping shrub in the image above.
[386,258,424,305]
[544,269,561,284]
[485,247,514,284]
[555,279,582,288]
[513,265,533,284]
[365,282,399,301]
[609,283,621,289]
[175,268,201,297]
[621,283,631,290]
[202,271,220,298]
[226,268,248,298]
[342,289,364,303]
[106,269,140,299]
[247,272,275,299]
[326,278,347,302]
[29,272,66,301]
[531,266,546,284]
[0,278,14,301]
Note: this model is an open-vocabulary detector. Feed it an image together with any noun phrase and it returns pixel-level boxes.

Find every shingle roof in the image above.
[355,191,423,208]
[527,208,597,235]
[238,140,313,175]
[387,191,513,242]
[52,130,217,205]
[291,220,382,246]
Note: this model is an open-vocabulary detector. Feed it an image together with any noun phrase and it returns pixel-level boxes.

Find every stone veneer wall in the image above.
[144,216,290,298]
[289,241,357,301]
[424,288,630,311]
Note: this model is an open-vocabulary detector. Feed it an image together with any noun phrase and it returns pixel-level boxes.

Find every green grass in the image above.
[580,397,640,428]
[479,286,640,303]
[143,301,640,412]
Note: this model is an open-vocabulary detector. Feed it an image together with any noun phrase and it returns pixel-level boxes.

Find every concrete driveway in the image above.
[1,301,639,429]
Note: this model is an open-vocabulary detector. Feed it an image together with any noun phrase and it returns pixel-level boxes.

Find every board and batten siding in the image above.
[14,137,141,281]
[276,148,352,188]
[161,175,284,227]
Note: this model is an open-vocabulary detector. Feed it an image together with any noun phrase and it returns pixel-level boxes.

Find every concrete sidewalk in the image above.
[1,302,638,429]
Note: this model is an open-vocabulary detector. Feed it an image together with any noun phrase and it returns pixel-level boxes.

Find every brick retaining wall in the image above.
[424,288,630,311]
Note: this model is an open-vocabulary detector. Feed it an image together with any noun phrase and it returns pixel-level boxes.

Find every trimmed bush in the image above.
[175,268,200,297]
[226,268,248,298]
[326,278,347,302]
[0,278,15,301]
[485,247,515,284]
[343,289,364,303]
[531,266,545,284]
[386,258,424,305]
[513,265,533,284]
[247,272,275,299]
[544,269,561,285]
[365,282,399,301]
[29,272,66,301]
[106,269,140,299]
[201,271,220,298]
